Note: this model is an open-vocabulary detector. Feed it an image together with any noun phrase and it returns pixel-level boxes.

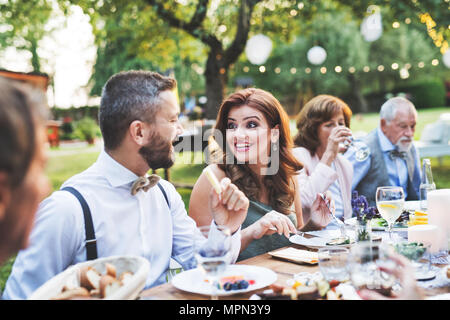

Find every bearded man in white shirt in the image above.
[3,70,249,299]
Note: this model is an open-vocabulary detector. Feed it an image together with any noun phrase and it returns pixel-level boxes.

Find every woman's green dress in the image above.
[237,200,297,261]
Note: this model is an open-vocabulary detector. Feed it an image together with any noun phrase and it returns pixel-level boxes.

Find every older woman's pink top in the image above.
[293,147,354,220]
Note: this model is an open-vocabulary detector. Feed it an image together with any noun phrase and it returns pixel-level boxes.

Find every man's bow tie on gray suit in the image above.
[388,149,415,182]
[388,149,407,160]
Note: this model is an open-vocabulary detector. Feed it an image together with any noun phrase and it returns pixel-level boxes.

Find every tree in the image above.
[0,0,54,73]
[69,0,310,118]
[66,0,447,117]
[147,0,260,120]
[230,2,447,113]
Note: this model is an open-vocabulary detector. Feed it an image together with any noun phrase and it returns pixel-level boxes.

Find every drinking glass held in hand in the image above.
[349,242,397,298]
[341,135,371,162]
[194,225,232,300]
[376,186,405,243]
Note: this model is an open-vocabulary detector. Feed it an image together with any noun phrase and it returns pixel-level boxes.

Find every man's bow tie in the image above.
[388,149,407,160]
[131,174,161,195]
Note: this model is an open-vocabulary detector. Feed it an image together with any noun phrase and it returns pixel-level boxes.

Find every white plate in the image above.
[171,264,277,296]
[289,234,353,249]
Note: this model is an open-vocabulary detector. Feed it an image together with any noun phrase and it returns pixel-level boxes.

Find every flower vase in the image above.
[356,219,372,242]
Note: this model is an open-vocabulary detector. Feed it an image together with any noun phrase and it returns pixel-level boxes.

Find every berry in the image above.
[237,280,249,289]
[223,282,233,291]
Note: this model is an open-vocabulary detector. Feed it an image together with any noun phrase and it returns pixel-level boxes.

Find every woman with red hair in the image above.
[190,88,331,260]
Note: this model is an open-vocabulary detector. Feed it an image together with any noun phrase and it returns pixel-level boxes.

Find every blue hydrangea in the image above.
[351,193,376,221]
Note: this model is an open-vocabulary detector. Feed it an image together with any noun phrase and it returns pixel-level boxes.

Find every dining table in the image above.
[139,241,449,300]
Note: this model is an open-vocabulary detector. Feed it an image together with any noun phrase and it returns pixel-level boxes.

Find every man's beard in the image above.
[396,136,412,152]
[139,132,175,170]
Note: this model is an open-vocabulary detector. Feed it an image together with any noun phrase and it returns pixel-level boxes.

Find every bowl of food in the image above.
[394,241,435,280]
[28,256,150,300]
[393,242,428,262]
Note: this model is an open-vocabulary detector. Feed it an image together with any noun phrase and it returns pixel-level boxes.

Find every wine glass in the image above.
[194,225,231,300]
[342,136,371,162]
[376,186,405,243]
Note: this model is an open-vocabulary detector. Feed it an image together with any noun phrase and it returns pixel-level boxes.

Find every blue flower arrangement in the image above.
[351,191,377,222]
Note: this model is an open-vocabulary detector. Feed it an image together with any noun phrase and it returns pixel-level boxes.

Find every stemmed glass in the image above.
[194,225,231,300]
[342,136,371,162]
[376,186,405,243]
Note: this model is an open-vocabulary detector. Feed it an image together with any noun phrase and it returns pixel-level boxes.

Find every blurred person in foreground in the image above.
[0,78,51,296]
[293,95,353,229]
[189,88,333,261]
[3,70,249,299]
[358,252,424,300]
[345,97,420,206]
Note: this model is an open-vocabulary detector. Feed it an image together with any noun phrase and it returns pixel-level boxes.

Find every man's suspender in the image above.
[61,186,98,261]
[62,182,170,261]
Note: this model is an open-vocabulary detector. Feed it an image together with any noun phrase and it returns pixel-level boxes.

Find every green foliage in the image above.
[230,3,447,114]
[51,105,99,121]
[0,0,53,72]
[394,79,446,109]
[73,117,100,142]
[0,256,14,292]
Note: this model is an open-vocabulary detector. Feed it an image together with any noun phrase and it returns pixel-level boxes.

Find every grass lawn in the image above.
[1,107,449,292]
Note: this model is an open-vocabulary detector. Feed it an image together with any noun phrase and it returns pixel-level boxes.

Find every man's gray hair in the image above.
[99,70,177,150]
[379,97,417,124]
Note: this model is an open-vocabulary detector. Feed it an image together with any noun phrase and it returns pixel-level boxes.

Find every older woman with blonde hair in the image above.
[190,88,332,260]
[293,94,354,228]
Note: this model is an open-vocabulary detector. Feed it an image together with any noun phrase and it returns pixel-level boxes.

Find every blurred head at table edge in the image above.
[0,77,51,265]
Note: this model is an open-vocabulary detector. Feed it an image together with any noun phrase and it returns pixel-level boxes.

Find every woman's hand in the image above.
[249,210,297,240]
[321,126,352,165]
[309,191,334,228]
[358,252,424,300]
[210,177,249,234]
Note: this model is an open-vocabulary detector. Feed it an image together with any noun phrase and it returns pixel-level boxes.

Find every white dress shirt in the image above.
[3,150,241,299]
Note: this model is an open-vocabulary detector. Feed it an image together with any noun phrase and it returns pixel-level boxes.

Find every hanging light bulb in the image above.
[443,49,450,68]
[399,67,410,79]
[245,34,273,65]
[307,46,327,65]
[360,5,383,42]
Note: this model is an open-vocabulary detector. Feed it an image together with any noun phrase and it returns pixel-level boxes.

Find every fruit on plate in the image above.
[218,275,254,291]
[256,277,343,300]
[408,211,428,226]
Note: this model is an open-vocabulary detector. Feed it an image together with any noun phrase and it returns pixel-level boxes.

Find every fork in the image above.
[269,226,305,237]
[319,193,348,239]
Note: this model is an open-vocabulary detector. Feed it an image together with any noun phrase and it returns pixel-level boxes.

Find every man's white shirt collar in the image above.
[94,149,140,188]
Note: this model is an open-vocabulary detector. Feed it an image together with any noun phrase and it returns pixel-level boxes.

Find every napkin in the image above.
[268,248,319,264]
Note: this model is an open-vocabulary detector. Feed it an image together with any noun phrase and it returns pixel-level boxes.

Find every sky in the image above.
[0,4,98,108]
